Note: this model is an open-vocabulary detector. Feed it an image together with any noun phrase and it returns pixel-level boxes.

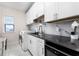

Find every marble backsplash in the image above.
[27,18,79,37]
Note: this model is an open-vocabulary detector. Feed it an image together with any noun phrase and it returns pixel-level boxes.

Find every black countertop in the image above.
[28,33,79,55]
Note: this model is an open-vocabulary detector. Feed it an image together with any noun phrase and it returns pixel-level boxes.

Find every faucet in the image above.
[38,23,43,36]
[38,23,45,36]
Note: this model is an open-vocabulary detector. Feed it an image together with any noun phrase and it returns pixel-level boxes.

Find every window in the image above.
[4,16,14,32]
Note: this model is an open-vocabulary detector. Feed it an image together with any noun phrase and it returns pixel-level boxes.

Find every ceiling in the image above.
[0,2,34,12]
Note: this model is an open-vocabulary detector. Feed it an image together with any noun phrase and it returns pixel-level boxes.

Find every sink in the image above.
[29,32,39,35]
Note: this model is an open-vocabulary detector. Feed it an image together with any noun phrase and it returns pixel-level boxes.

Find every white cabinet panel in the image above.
[26,2,44,25]
[70,3,79,16]
[26,34,31,51]
[27,35,38,56]
[27,34,45,56]
[21,32,28,50]
[35,2,44,18]
[44,2,79,22]
[58,2,79,19]
[58,3,73,19]
[44,2,59,22]
[31,37,38,56]
[28,35,36,55]
[38,44,44,56]
[25,13,33,24]
[37,38,45,56]
[31,2,44,19]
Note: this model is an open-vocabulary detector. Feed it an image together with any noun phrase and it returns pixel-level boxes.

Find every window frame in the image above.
[4,16,15,32]
[4,24,15,32]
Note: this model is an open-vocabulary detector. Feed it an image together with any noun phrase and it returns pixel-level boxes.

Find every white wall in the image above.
[0,5,26,47]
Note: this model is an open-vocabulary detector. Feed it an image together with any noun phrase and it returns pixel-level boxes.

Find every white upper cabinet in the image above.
[70,3,79,16]
[26,2,44,25]
[36,2,44,17]
[25,4,35,24]
[25,13,33,24]
[57,2,76,19]
[44,2,79,22]
[31,2,44,19]
[44,2,59,22]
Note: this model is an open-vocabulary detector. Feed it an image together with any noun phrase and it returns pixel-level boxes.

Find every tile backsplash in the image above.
[27,23,39,32]
[44,19,79,37]
[44,22,72,37]
[27,18,79,37]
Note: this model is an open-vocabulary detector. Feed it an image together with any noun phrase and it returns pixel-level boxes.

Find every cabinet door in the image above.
[27,35,38,56]
[44,2,58,22]
[29,2,44,20]
[37,39,45,56]
[27,35,31,51]
[26,11,33,24]
[58,2,79,19]
[35,2,44,18]
[31,37,38,56]
[27,35,45,56]
[44,2,79,22]
[70,3,79,16]
[26,2,44,25]
[21,33,28,50]
[57,3,73,19]
[25,5,35,25]
[38,43,45,56]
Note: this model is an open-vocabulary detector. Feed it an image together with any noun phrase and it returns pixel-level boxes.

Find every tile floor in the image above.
[4,45,31,56]
[0,39,31,56]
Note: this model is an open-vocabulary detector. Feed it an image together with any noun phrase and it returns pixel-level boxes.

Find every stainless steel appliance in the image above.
[45,44,68,56]
[45,41,70,56]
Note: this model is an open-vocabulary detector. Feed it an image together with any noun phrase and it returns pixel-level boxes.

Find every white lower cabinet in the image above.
[37,39,45,56]
[38,44,44,56]
[27,35,32,52]
[30,36,38,56]
[27,35,38,56]
[21,32,28,50]
[27,34,45,56]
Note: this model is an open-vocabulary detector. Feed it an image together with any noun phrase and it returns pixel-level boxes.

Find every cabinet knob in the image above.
[30,40,31,44]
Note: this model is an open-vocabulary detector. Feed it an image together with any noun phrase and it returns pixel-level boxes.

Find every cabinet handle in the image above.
[54,51,57,54]
[42,47,44,55]
[30,40,31,44]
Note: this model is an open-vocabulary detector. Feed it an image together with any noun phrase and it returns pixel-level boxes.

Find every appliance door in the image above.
[45,44,68,56]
